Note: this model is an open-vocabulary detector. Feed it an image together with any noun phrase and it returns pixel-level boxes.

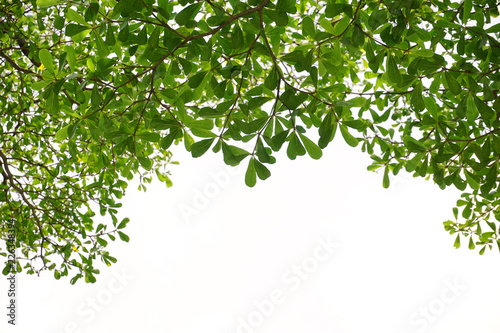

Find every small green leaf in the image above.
[191,138,214,157]
[175,3,203,26]
[302,16,316,38]
[36,0,60,7]
[118,218,130,229]
[118,231,130,242]
[31,80,52,91]
[333,16,350,36]
[118,22,129,43]
[264,66,279,90]
[445,71,461,95]
[39,49,55,75]
[137,157,152,170]
[2,263,11,275]
[386,54,402,84]
[339,124,358,147]
[474,96,495,120]
[383,167,390,188]
[463,0,472,23]
[188,71,208,89]
[245,158,257,187]
[254,159,271,180]
[454,234,461,249]
[55,125,70,141]
[65,45,76,72]
[299,133,323,159]
[66,8,90,26]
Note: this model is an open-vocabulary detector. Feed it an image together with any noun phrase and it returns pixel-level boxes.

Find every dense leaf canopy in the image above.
[1,0,500,282]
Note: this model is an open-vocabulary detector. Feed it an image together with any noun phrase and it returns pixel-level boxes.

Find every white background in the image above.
[2,137,500,333]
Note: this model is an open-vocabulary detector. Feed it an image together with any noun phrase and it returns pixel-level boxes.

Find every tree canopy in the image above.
[1,0,500,283]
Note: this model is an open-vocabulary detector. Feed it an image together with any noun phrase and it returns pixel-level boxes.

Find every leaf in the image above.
[474,96,495,120]
[118,22,129,43]
[175,3,203,26]
[191,138,215,157]
[339,124,358,147]
[352,25,365,47]
[332,39,342,66]
[254,159,271,180]
[55,125,69,141]
[444,71,461,95]
[386,54,402,84]
[65,45,76,72]
[383,167,390,188]
[39,49,55,75]
[333,16,350,36]
[137,157,152,170]
[302,16,316,38]
[118,231,130,242]
[2,263,11,275]
[264,66,279,90]
[299,133,323,159]
[464,170,480,190]
[462,0,472,23]
[454,234,460,249]
[65,24,91,40]
[36,0,60,7]
[94,31,110,59]
[249,97,272,110]
[31,80,52,91]
[245,158,257,187]
[188,71,207,89]
[411,82,425,112]
[404,136,427,152]
[66,8,90,26]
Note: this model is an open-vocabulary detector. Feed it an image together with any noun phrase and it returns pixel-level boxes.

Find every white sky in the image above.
[2,137,500,333]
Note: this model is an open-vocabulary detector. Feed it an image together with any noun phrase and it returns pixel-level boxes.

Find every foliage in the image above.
[1,0,500,282]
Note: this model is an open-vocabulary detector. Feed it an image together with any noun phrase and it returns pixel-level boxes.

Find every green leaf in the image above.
[463,0,472,23]
[333,16,350,36]
[411,82,425,112]
[454,234,461,249]
[191,138,215,157]
[66,8,90,26]
[2,263,11,275]
[39,49,55,75]
[264,66,279,90]
[352,25,365,47]
[175,3,203,26]
[65,45,76,72]
[118,231,130,242]
[383,167,390,188]
[245,158,257,187]
[299,133,323,159]
[302,16,316,38]
[249,97,272,110]
[94,31,110,59]
[444,71,461,95]
[254,159,271,180]
[36,0,60,7]
[118,22,129,43]
[31,80,52,91]
[339,124,358,147]
[386,54,402,84]
[188,71,208,89]
[464,170,480,190]
[404,137,427,153]
[137,157,152,170]
[474,96,495,120]
[468,237,475,250]
[55,125,69,141]
[106,24,116,46]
